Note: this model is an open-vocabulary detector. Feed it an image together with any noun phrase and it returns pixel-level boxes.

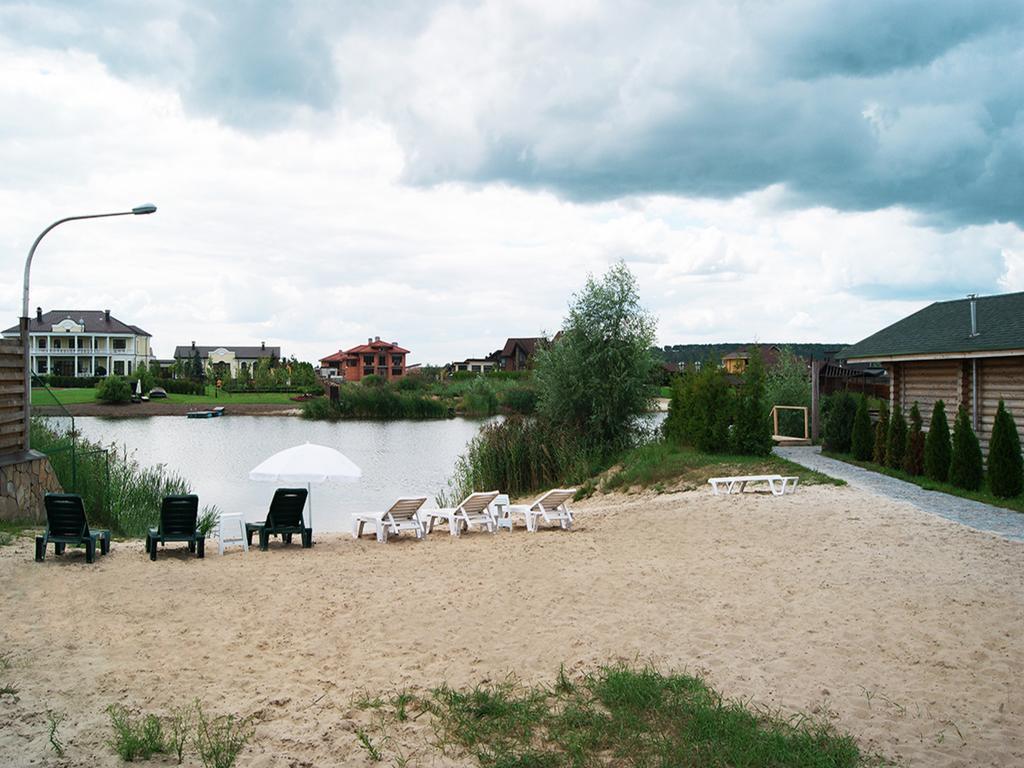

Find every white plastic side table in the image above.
[217,512,249,555]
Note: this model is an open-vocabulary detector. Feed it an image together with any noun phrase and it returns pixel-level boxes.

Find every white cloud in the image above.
[0,15,1022,367]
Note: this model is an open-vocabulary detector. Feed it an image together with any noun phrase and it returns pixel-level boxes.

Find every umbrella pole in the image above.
[307,481,314,545]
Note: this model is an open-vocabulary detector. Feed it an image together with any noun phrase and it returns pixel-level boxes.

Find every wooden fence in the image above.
[0,338,26,454]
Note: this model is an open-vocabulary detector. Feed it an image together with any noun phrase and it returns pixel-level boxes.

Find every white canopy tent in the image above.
[248,442,362,538]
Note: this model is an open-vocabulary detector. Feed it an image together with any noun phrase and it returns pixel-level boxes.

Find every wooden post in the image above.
[772,406,779,437]
[810,359,822,443]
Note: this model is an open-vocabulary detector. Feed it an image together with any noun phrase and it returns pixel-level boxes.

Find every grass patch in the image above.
[0,520,34,545]
[602,441,844,493]
[106,704,168,761]
[33,386,301,407]
[357,664,883,767]
[823,450,1024,514]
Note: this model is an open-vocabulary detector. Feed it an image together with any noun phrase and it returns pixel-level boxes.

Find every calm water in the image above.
[71,416,494,532]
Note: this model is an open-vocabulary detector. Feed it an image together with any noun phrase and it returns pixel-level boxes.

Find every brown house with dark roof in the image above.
[498,337,547,371]
[320,337,410,382]
[841,292,1024,455]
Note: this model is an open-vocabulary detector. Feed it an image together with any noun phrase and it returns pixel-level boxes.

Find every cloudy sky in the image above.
[1,1,1022,364]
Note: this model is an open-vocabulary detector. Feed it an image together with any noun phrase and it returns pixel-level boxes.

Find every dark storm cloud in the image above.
[3,0,1022,228]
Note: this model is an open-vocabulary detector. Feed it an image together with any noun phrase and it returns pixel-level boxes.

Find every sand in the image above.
[0,484,1021,767]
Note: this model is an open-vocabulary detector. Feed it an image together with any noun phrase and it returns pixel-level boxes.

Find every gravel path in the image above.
[776,446,1024,542]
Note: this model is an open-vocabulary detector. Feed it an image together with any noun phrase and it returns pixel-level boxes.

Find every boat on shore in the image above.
[186,406,225,419]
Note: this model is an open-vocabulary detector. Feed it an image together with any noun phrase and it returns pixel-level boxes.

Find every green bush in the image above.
[160,379,206,395]
[193,704,253,768]
[924,400,952,482]
[987,400,1023,498]
[499,385,538,415]
[764,348,810,437]
[97,374,132,403]
[872,401,889,464]
[107,705,167,761]
[822,391,858,453]
[42,375,99,389]
[302,384,448,420]
[129,367,155,394]
[949,405,983,491]
[903,402,925,476]
[686,363,733,453]
[730,348,772,456]
[662,374,689,445]
[850,395,873,461]
[886,405,907,470]
[461,377,499,416]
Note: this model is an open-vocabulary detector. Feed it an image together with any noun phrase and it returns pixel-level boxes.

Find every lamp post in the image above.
[20,204,157,450]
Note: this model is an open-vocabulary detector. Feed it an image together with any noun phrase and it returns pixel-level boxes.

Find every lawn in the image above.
[823,450,1024,515]
[32,387,304,407]
[598,440,843,494]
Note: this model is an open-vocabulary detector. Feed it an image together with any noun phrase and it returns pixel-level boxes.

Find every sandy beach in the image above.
[1,484,1021,767]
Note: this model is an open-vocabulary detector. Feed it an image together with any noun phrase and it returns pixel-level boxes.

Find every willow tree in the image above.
[534,261,657,456]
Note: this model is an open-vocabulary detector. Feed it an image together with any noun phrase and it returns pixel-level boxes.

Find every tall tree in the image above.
[886,405,907,470]
[987,400,1023,498]
[850,395,874,460]
[949,405,983,491]
[903,402,925,476]
[872,401,889,465]
[730,347,772,456]
[534,262,657,455]
[924,400,952,482]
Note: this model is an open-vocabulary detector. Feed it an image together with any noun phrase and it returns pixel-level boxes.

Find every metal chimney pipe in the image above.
[968,294,978,337]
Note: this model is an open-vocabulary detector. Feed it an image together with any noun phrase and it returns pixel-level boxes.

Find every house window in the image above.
[363,367,374,376]
[114,361,125,375]
[391,355,402,366]
[113,338,127,350]
[37,337,47,350]
[52,338,61,350]
[391,368,403,377]
[347,359,358,367]
[37,359,48,374]
[363,355,373,365]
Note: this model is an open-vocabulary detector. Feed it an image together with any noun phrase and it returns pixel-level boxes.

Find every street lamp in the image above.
[20,204,157,449]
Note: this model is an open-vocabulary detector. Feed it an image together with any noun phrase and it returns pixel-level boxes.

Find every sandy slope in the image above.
[0,484,1021,767]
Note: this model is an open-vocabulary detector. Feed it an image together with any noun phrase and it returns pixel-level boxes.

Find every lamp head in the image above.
[132,203,157,215]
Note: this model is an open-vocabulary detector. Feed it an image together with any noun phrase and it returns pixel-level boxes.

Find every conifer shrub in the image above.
[662,375,689,445]
[924,400,952,482]
[885,405,907,470]
[872,402,889,465]
[850,395,873,461]
[730,348,772,456]
[949,405,983,491]
[687,363,732,453]
[902,402,925,476]
[822,391,857,453]
[987,400,1023,498]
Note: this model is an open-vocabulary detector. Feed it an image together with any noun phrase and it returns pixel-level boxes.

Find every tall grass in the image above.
[31,418,190,537]
[303,385,448,420]
[439,417,600,503]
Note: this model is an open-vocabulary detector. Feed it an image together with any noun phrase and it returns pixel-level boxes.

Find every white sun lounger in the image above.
[503,488,577,532]
[351,497,428,542]
[707,475,799,496]
[423,491,500,537]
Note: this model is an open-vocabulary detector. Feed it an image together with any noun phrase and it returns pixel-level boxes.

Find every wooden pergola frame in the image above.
[771,405,810,445]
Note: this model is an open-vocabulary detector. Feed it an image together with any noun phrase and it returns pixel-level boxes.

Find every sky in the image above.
[1,0,1022,364]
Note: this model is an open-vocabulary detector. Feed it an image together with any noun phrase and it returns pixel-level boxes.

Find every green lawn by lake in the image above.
[32,387,302,406]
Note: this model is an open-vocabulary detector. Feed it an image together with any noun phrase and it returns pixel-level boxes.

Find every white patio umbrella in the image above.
[248,442,362,538]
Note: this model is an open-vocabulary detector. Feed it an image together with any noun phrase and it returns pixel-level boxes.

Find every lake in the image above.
[71,415,494,532]
[70,412,666,533]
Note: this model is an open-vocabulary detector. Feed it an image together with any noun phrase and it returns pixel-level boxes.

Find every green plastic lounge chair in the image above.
[245,488,310,551]
[36,493,111,564]
[145,494,204,561]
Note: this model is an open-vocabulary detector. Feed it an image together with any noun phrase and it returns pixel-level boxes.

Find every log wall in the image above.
[0,338,26,455]
[892,355,1024,456]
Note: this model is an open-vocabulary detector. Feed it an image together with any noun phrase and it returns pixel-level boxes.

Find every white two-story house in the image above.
[2,308,154,378]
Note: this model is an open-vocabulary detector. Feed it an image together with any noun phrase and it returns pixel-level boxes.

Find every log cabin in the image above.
[841,292,1024,455]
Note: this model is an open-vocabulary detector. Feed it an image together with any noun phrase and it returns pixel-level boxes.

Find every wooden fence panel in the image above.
[0,339,25,454]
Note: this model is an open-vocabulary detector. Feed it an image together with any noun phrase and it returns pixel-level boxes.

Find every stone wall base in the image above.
[0,450,63,524]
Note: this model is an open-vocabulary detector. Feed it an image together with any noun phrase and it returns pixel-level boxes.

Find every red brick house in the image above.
[320,337,410,382]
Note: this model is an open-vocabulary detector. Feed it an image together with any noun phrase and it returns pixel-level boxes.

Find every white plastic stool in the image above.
[217,512,248,555]
[491,494,513,532]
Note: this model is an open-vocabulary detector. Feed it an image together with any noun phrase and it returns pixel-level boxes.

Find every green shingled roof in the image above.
[841,292,1024,361]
